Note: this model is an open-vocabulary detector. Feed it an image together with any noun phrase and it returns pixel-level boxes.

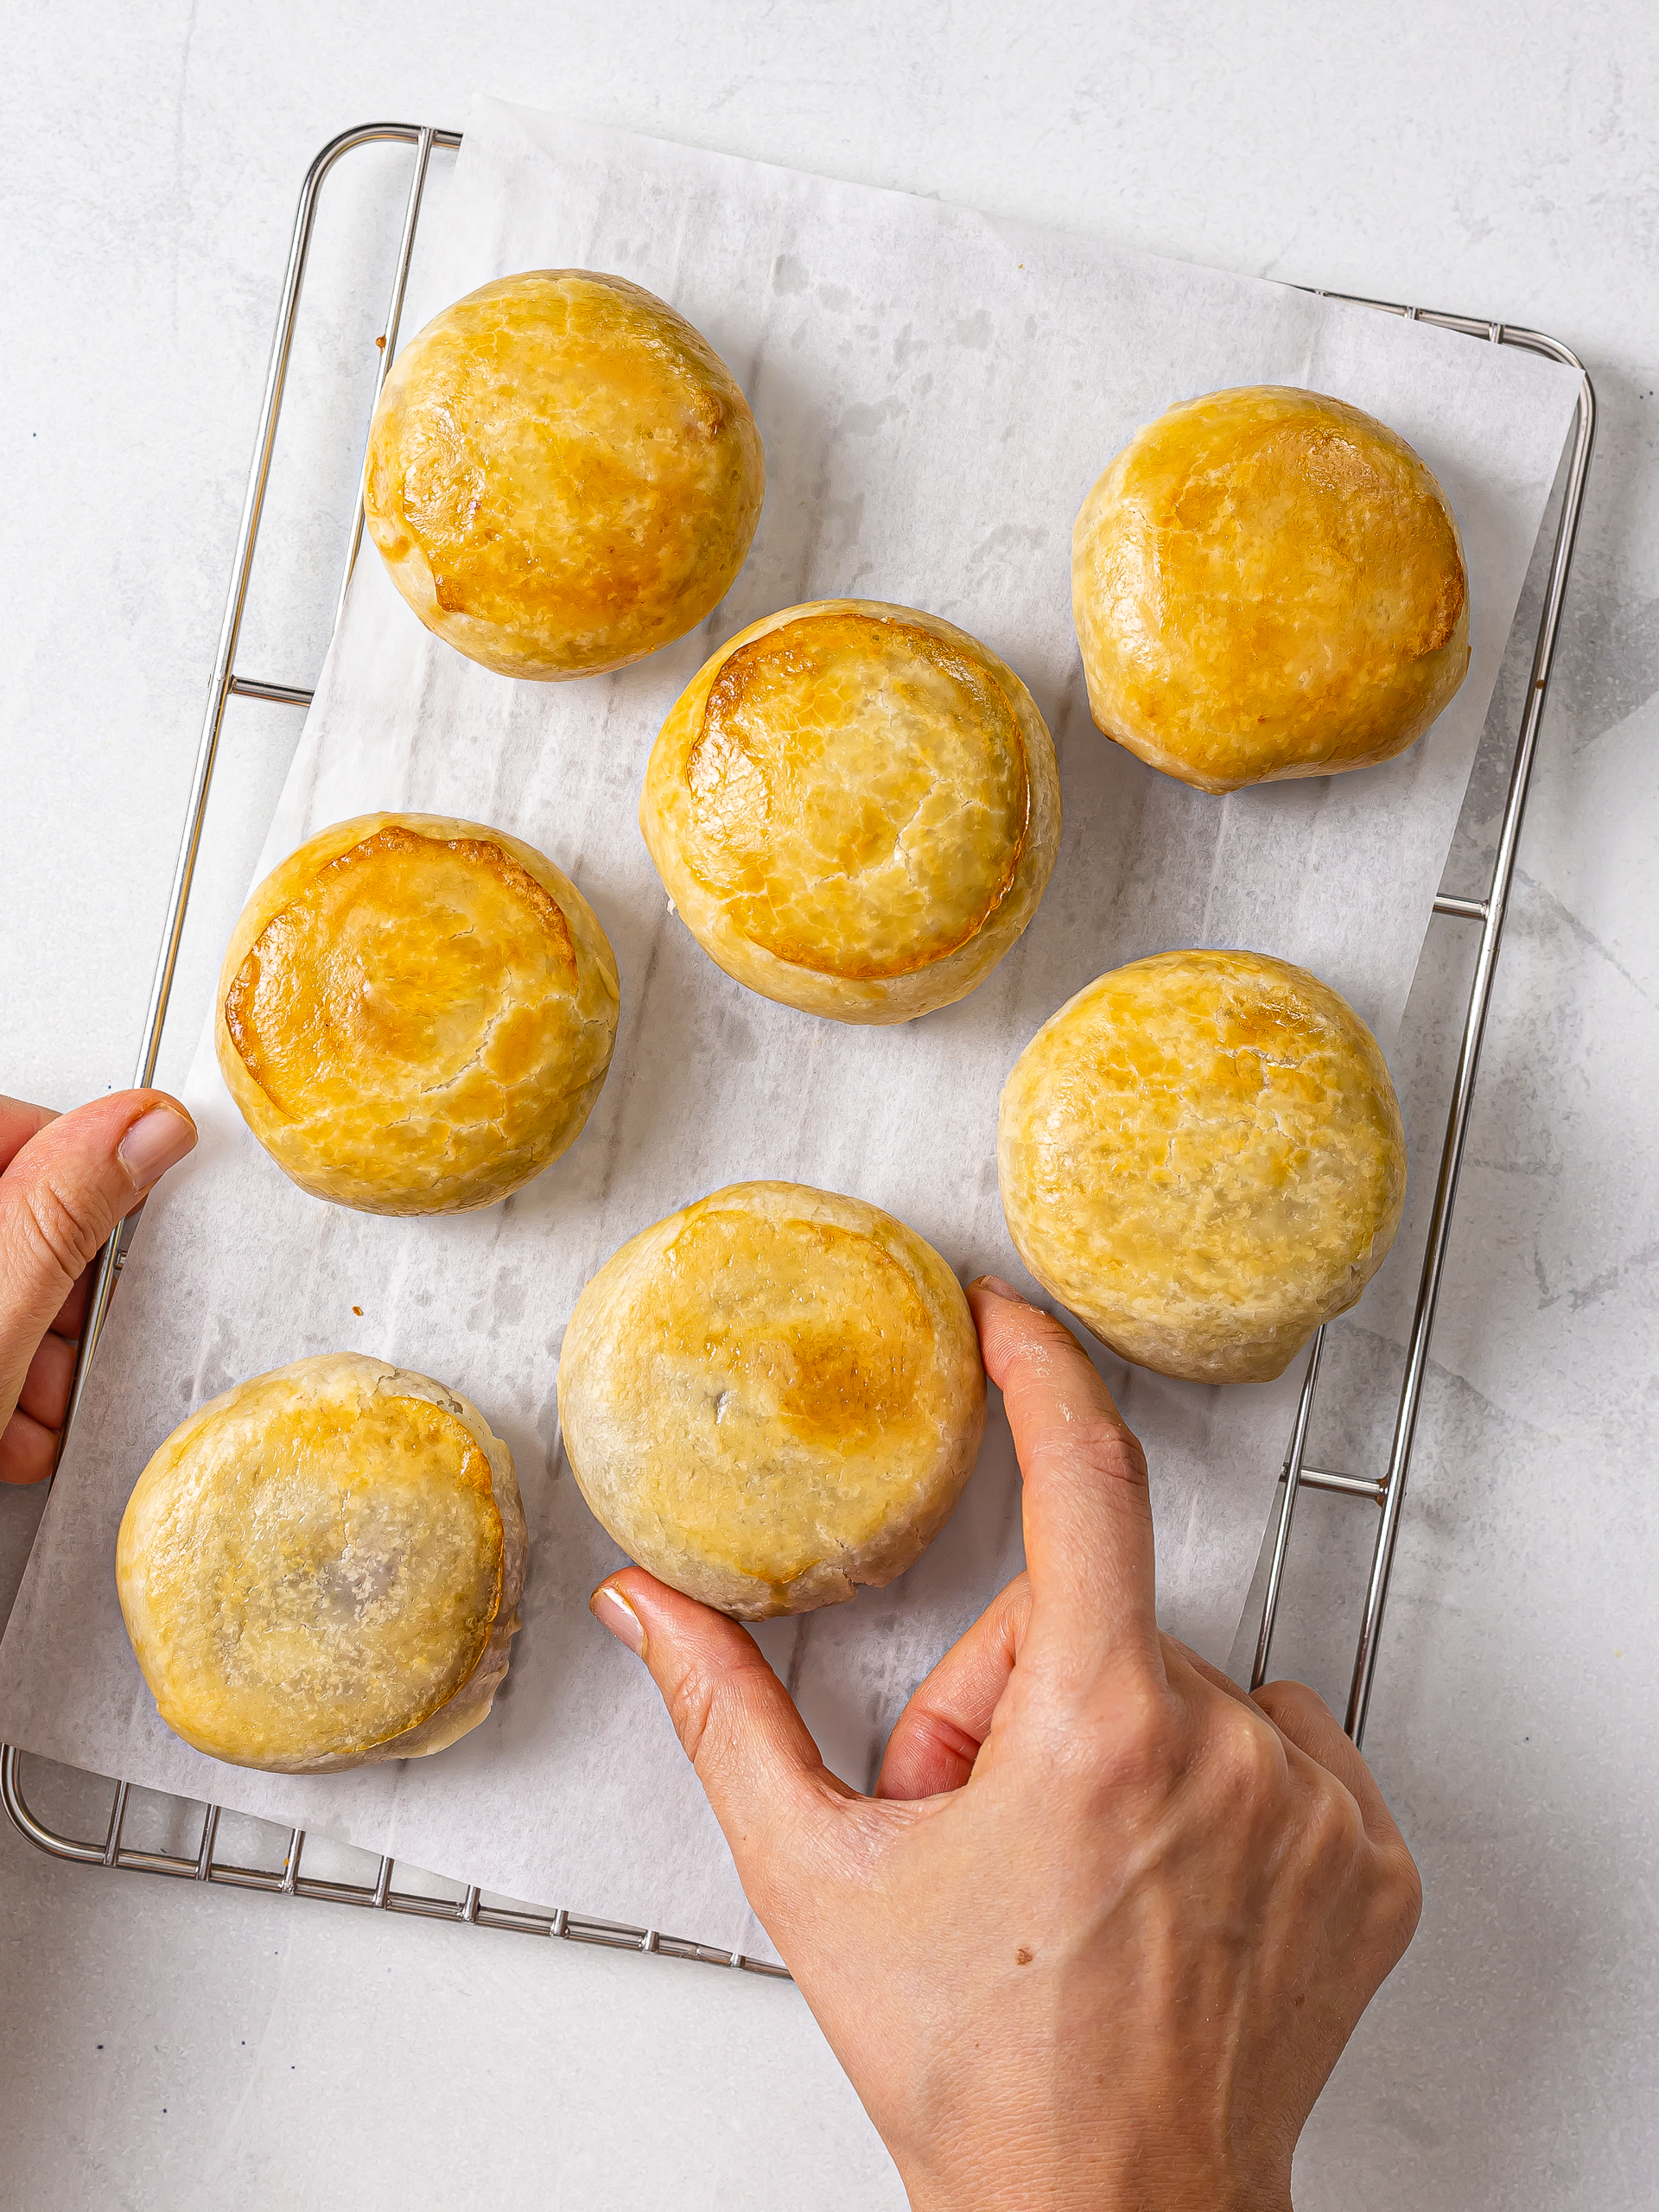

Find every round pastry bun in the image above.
[1072,386,1470,793]
[216,812,620,1217]
[364,270,765,680]
[641,601,1061,1024]
[998,950,1406,1384]
[557,1181,986,1617]
[116,1354,527,1775]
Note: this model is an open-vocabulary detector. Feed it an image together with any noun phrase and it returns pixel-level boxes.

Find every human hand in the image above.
[590,1277,1421,2211]
[1,1090,197,1484]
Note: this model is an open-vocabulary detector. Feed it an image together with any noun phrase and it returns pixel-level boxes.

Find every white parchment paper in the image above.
[0,97,1581,1960]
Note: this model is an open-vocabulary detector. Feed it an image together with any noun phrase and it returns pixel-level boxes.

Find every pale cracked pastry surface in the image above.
[641,601,1060,1023]
[364,270,765,680]
[216,811,620,1216]
[998,950,1407,1383]
[1072,385,1471,792]
[557,1182,986,1616]
[116,1354,527,1774]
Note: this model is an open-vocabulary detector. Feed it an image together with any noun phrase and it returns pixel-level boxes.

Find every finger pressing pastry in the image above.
[640,601,1060,1023]
[1072,385,1470,792]
[364,270,766,679]
[217,811,620,1216]
[558,1181,986,1617]
[116,1354,526,1774]
[998,950,1406,1384]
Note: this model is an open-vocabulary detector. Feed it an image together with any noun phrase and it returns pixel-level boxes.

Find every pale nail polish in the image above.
[118,1106,197,1192]
[590,1583,645,1656]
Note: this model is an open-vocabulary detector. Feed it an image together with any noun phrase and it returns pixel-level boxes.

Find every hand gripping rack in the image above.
[2,123,1596,1963]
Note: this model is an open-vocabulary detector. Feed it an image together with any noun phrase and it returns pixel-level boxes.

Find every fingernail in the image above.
[118,1106,197,1192]
[969,1274,1021,1302]
[590,1583,645,1656]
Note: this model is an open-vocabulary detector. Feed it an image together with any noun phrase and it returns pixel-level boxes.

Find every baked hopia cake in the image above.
[642,601,1060,1024]
[999,950,1407,1383]
[558,1181,987,1616]
[1073,385,1470,792]
[365,270,765,681]
[117,1355,527,1775]
[216,812,620,1216]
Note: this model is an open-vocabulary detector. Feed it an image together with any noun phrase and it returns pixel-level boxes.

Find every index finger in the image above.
[968,1277,1160,1676]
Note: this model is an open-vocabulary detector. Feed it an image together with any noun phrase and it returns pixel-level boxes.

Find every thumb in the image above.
[0,1090,196,1443]
[591,1568,849,1924]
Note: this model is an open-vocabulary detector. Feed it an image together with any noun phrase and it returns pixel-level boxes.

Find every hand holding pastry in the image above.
[592,1277,1421,2211]
[0,1090,197,1484]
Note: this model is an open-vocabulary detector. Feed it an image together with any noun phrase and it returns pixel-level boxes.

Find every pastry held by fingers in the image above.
[997,950,1406,1384]
[1072,385,1470,792]
[116,1354,526,1774]
[364,270,765,680]
[640,601,1060,1023]
[557,1181,986,1617]
[216,811,620,1216]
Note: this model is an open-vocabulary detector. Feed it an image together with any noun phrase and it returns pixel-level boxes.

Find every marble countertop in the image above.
[3,4,1655,2204]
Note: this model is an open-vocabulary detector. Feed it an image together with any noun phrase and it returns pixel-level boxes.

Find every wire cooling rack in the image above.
[2,122,1596,1960]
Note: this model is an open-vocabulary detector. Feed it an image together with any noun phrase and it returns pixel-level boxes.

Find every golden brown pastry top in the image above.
[116,1355,526,1773]
[364,270,766,681]
[641,601,1061,1024]
[216,812,620,1216]
[557,1182,986,1616]
[998,950,1407,1383]
[1071,386,1470,792]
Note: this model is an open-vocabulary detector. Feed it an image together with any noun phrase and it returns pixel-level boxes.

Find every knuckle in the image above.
[1106,1690,1178,1782]
[1305,1773,1367,1865]
[1351,1843,1423,1973]
[20,1176,109,1288]
[1045,1671,1185,1800]
[664,1656,723,1768]
[1042,1416,1150,1511]
[1208,1707,1288,1802]
[664,1649,770,1783]
[1382,1841,1426,1937]
[1067,1416,1148,1486]
[1254,1678,1332,1734]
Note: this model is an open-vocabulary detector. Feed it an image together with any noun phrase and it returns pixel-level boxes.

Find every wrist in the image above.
[905,2184,1290,2212]
[897,2141,1293,2212]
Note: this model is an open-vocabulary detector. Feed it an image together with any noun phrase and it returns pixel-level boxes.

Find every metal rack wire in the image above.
[1254,299,1594,1737]
[0,1743,784,1971]
[1,122,1595,1950]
